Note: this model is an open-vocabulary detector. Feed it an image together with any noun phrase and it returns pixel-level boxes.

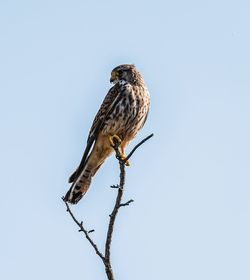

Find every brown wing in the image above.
[68,84,123,183]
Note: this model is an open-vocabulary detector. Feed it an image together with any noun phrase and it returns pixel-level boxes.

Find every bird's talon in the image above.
[121,154,131,166]
[109,135,122,147]
[124,161,130,166]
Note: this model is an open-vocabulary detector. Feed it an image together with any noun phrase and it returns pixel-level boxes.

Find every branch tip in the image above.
[119,199,134,207]
[125,133,154,161]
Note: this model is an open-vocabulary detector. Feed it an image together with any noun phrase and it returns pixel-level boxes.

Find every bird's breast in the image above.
[102,85,150,141]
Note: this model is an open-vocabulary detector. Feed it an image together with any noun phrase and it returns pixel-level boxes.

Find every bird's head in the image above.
[110,64,144,85]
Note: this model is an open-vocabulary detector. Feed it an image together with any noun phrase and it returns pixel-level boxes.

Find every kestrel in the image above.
[64,64,150,204]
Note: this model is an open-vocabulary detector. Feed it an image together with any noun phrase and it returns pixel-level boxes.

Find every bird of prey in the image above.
[64,64,150,204]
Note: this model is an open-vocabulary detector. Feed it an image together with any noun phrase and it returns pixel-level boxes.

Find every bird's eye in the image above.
[117,70,123,75]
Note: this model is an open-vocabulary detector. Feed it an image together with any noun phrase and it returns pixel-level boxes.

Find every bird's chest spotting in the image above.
[102,85,150,138]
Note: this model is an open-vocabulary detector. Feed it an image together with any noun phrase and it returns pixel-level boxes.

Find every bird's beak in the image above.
[110,72,118,83]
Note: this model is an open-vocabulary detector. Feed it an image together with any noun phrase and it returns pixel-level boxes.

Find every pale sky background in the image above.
[1,0,250,279]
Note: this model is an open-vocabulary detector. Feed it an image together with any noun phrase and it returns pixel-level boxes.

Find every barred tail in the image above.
[64,170,91,204]
[64,134,114,204]
[64,163,102,204]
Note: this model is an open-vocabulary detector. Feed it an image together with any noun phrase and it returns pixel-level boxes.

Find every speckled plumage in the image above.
[64,64,150,204]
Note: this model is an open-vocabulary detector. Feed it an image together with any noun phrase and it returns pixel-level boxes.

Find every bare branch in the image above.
[119,199,134,207]
[104,134,153,266]
[62,133,153,280]
[125,133,154,162]
[62,197,106,263]
[105,139,126,263]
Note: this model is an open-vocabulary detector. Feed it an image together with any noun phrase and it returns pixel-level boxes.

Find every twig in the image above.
[119,199,134,207]
[63,134,153,280]
[125,133,154,162]
[62,197,106,263]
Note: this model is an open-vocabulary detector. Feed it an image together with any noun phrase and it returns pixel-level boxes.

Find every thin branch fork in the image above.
[62,133,153,280]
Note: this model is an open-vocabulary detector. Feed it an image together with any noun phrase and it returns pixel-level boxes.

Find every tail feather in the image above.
[64,172,92,204]
[64,163,103,204]
[64,134,114,204]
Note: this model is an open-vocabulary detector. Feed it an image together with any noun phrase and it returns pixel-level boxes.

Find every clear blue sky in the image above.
[1,0,250,279]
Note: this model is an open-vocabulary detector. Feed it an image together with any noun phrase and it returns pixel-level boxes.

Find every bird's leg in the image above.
[108,134,122,147]
[108,135,130,166]
[120,144,130,166]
